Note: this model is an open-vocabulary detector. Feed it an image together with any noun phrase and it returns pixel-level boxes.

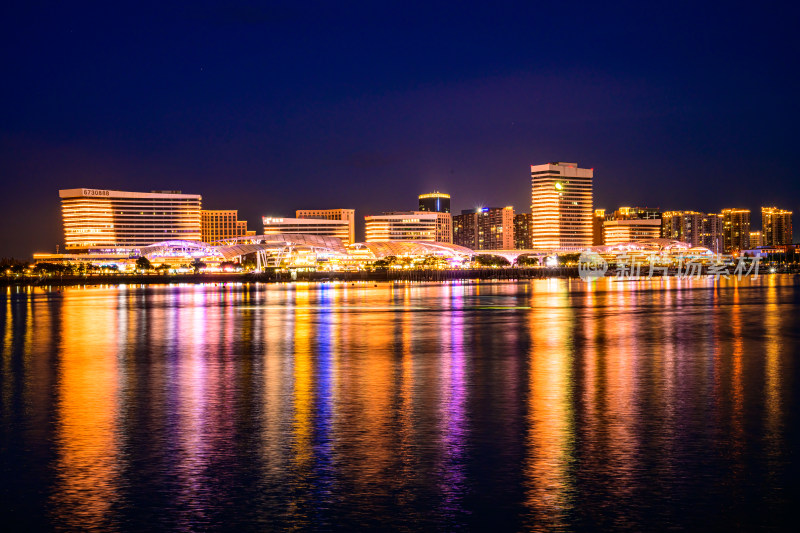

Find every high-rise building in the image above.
[364,212,437,242]
[721,208,751,253]
[201,210,254,243]
[762,207,793,246]
[295,209,355,245]
[530,162,593,250]
[701,213,723,253]
[263,217,351,242]
[60,188,201,251]
[418,192,451,213]
[749,231,763,248]
[603,219,662,245]
[514,213,534,249]
[661,211,704,246]
[452,207,514,250]
[592,209,605,246]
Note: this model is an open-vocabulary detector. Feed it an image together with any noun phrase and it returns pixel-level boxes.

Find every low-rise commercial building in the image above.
[295,209,356,245]
[364,212,437,242]
[263,217,351,242]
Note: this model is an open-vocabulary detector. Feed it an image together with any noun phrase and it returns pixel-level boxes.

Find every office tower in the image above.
[60,188,201,251]
[749,231,763,248]
[603,219,662,245]
[364,212,437,242]
[592,209,605,246]
[530,162,593,249]
[661,211,704,246]
[296,209,356,245]
[263,216,351,243]
[762,207,793,246]
[418,192,451,213]
[514,213,534,249]
[201,210,254,243]
[721,208,751,252]
[701,213,723,253]
[452,207,514,250]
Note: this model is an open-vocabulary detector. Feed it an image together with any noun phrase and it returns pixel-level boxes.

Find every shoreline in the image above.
[0,268,579,287]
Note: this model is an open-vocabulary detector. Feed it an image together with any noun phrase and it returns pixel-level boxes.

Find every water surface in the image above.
[2,277,799,530]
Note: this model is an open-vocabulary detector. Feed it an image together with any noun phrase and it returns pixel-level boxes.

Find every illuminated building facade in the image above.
[453,207,514,250]
[201,210,254,243]
[762,207,793,246]
[418,192,451,213]
[262,217,351,242]
[702,213,723,253]
[661,211,703,246]
[514,212,534,249]
[530,162,593,249]
[296,209,356,245]
[607,206,661,220]
[749,231,763,248]
[592,209,605,245]
[60,188,201,251]
[721,208,751,252]
[603,219,662,246]
[364,212,437,242]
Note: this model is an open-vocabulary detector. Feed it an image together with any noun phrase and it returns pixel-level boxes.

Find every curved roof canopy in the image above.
[348,241,474,258]
[592,239,713,255]
[141,240,222,258]
[215,233,348,260]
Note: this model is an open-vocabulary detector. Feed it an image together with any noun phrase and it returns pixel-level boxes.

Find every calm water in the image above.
[1,277,799,531]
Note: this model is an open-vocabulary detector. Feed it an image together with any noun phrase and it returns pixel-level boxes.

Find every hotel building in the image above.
[661,211,704,246]
[263,216,351,242]
[530,162,593,250]
[201,210,254,243]
[296,209,356,245]
[603,219,662,246]
[514,212,534,249]
[60,188,201,251]
[762,207,793,246]
[721,208,751,252]
[364,212,437,242]
[453,207,514,250]
[418,192,451,213]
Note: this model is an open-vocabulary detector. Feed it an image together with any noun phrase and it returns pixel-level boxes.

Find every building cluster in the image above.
[37,163,795,270]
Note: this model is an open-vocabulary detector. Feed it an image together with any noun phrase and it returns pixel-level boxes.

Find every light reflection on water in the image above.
[1,277,798,530]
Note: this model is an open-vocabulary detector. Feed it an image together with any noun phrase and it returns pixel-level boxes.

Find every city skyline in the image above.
[1,3,798,257]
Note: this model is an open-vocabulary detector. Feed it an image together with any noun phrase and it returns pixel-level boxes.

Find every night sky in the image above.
[1,1,798,256]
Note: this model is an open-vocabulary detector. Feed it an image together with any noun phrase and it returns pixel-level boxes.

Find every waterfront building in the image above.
[721,208,751,253]
[530,162,593,249]
[364,212,437,242]
[661,211,704,246]
[60,188,201,251]
[418,192,451,213]
[514,213,534,249]
[702,213,723,253]
[201,210,254,243]
[749,231,763,248]
[592,209,605,246]
[296,209,356,245]
[453,207,514,250]
[762,207,793,246]
[263,216,351,242]
[603,219,662,246]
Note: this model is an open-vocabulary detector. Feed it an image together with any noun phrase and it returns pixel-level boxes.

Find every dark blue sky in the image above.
[1,1,798,255]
